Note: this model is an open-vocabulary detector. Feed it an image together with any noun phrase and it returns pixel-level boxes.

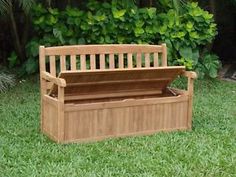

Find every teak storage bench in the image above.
[39,44,197,143]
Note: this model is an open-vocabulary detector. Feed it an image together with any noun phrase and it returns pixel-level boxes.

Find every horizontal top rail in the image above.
[44,44,163,55]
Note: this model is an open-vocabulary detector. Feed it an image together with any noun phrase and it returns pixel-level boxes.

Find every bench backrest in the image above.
[39,44,168,77]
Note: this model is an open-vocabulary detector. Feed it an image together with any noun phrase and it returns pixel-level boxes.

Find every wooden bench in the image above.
[39,44,197,143]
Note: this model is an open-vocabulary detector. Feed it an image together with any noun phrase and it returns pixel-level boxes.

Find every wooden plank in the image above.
[39,46,46,132]
[57,86,64,142]
[65,95,188,111]
[100,54,105,69]
[65,90,163,101]
[187,77,194,129]
[118,53,124,68]
[80,54,86,70]
[43,95,58,107]
[145,53,150,67]
[128,53,133,68]
[60,66,185,74]
[39,46,46,72]
[49,67,185,98]
[154,53,159,67]
[70,55,77,71]
[66,78,171,87]
[136,53,142,68]
[60,55,66,71]
[49,55,56,77]
[62,127,188,143]
[181,70,197,129]
[58,67,184,84]
[109,54,115,69]
[45,44,163,56]
[64,81,168,97]
[162,43,167,66]
[90,54,96,70]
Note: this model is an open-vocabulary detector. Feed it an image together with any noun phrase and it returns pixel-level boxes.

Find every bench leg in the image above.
[57,86,65,143]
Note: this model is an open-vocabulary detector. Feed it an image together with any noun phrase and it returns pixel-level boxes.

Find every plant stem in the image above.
[9,7,24,63]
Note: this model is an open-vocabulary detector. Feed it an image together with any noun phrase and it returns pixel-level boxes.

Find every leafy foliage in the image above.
[157,2,217,69]
[24,0,219,78]
[7,51,19,68]
[195,53,221,79]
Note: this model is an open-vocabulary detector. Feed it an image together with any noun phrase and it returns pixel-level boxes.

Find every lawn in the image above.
[0,77,235,177]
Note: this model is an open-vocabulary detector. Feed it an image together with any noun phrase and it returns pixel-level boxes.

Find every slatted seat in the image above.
[39,44,197,143]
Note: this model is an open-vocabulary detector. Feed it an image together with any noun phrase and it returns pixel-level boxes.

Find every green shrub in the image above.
[195,53,221,79]
[24,0,218,78]
[24,1,159,73]
[157,2,217,68]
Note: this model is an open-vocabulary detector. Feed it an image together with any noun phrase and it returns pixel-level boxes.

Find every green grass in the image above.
[0,77,235,177]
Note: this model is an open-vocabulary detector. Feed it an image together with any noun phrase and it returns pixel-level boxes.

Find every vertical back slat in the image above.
[128,53,133,68]
[144,53,150,67]
[118,53,124,68]
[162,44,167,66]
[60,55,66,71]
[49,55,56,76]
[136,53,142,68]
[100,54,105,69]
[90,54,96,70]
[70,55,76,71]
[154,53,159,67]
[80,55,86,70]
[109,54,115,69]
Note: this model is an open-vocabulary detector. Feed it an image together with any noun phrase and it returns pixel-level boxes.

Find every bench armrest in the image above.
[41,71,66,87]
[179,71,197,97]
[181,71,197,79]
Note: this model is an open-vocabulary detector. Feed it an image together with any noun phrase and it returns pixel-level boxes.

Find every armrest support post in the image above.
[181,71,197,95]
[181,71,197,129]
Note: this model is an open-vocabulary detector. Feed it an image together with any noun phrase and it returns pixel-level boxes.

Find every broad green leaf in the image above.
[102,2,110,8]
[159,25,167,35]
[186,22,193,30]
[48,8,59,15]
[26,40,39,57]
[78,38,85,44]
[135,21,144,27]
[47,15,57,25]
[147,8,156,19]
[191,2,198,8]
[179,46,193,59]
[189,32,199,39]
[25,58,38,74]
[53,28,65,44]
[209,67,218,78]
[192,49,199,65]
[69,38,77,45]
[34,16,45,25]
[203,12,213,20]
[134,28,144,36]
[112,9,126,19]
[75,18,81,26]
[7,52,19,68]
[94,14,106,22]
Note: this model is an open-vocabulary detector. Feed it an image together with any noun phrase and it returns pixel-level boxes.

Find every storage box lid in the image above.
[50,66,185,100]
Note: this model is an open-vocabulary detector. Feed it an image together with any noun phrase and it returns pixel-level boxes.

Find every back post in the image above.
[39,46,46,132]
